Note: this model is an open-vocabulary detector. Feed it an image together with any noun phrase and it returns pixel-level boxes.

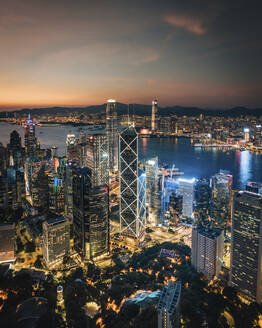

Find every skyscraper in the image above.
[24,114,37,158]
[230,191,262,302]
[106,99,118,170]
[0,223,15,264]
[42,216,70,267]
[157,281,181,328]
[88,185,109,259]
[72,167,110,260]
[84,134,109,187]
[210,171,232,229]
[178,178,195,219]
[144,157,159,206]
[191,224,224,280]
[151,99,158,132]
[194,178,211,224]
[119,125,146,244]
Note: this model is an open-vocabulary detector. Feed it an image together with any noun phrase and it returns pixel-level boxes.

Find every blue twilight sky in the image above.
[0,0,262,109]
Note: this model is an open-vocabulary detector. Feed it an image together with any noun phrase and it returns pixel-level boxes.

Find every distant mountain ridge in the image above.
[1,103,262,117]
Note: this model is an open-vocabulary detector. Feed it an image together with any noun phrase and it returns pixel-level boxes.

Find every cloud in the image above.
[164,14,206,35]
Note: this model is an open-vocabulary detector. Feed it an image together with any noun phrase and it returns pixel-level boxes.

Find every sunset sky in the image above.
[0,0,262,110]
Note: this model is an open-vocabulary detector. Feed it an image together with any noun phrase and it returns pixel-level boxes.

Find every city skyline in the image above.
[1,0,262,109]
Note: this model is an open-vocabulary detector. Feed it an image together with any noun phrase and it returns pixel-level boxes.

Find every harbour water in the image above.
[0,122,261,190]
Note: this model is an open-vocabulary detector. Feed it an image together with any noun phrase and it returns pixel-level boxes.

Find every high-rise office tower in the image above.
[6,168,25,210]
[8,130,23,168]
[178,178,195,219]
[84,134,109,187]
[106,99,118,170]
[157,281,181,328]
[9,130,22,153]
[192,224,224,280]
[230,191,262,302]
[244,128,250,142]
[194,178,211,224]
[48,172,64,214]
[42,216,70,267]
[151,99,158,132]
[72,167,92,258]
[66,132,76,147]
[24,114,37,158]
[88,185,109,259]
[145,157,158,206]
[119,126,146,244]
[0,176,8,215]
[210,171,232,229]
[0,223,16,264]
[246,181,262,195]
[169,193,183,218]
[0,143,8,176]
[150,176,162,226]
[72,167,109,260]
[64,161,79,219]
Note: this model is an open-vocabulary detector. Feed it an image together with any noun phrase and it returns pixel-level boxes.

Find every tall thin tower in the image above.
[24,114,37,158]
[119,125,146,245]
[151,99,158,132]
[106,99,118,170]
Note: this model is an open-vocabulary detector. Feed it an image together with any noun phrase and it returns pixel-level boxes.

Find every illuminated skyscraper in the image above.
[194,178,211,224]
[230,191,262,302]
[72,167,109,260]
[178,178,195,218]
[157,281,181,328]
[84,134,109,187]
[42,216,70,267]
[119,126,146,244]
[151,99,158,132]
[66,132,76,147]
[244,128,250,142]
[106,99,118,170]
[192,224,224,280]
[0,223,15,264]
[210,171,232,229]
[144,157,158,206]
[88,185,110,259]
[24,114,37,158]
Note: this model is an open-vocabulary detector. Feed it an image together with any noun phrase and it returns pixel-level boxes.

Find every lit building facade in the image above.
[119,126,146,244]
[72,167,110,260]
[145,157,159,206]
[42,216,70,266]
[106,99,118,170]
[178,178,195,218]
[0,223,16,263]
[151,99,158,132]
[24,114,37,158]
[230,191,262,302]
[84,134,109,187]
[210,171,232,229]
[88,185,110,259]
[191,224,224,280]
[244,128,250,142]
[157,281,181,328]
[194,178,211,224]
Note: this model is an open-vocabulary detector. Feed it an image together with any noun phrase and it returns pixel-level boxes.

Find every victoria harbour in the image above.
[1,121,261,190]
